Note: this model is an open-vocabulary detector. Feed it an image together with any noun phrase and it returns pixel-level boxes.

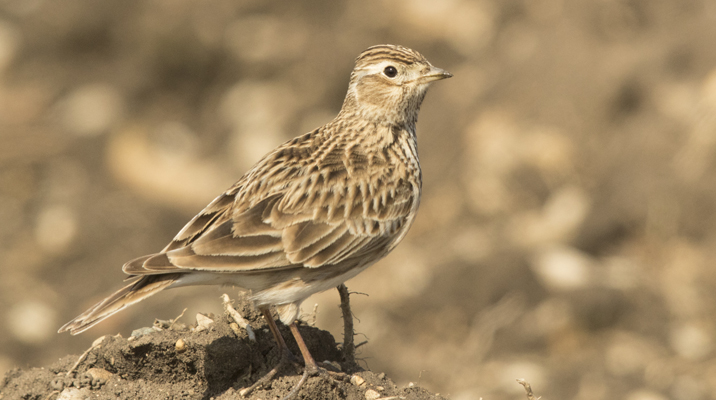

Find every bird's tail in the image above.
[58,274,180,335]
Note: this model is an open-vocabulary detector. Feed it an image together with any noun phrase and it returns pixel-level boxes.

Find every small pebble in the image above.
[86,367,113,384]
[78,373,92,388]
[322,360,342,371]
[91,336,108,347]
[130,327,156,338]
[195,313,214,331]
[175,338,186,353]
[365,389,380,400]
[351,374,366,386]
[57,387,91,400]
[377,372,385,380]
[229,322,241,335]
[50,377,65,391]
[154,318,172,329]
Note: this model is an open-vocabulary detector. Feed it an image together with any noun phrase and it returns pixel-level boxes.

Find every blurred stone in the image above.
[670,323,712,360]
[150,121,200,162]
[451,227,492,263]
[575,372,608,400]
[225,16,308,63]
[57,387,91,400]
[524,0,565,23]
[0,196,23,240]
[662,241,703,318]
[645,195,680,240]
[359,244,431,301]
[702,362,716,397]
[8,300,57,344]
[464,109,520,177]
[413,183,463,233]
[625,389,668,400]
[463,110,523,215]
[395,0,495,55]
[44,158,89,203]
[500,24,540,63]
[673,69,716,181]
[604,257,639,290]
[653,82,698,122]
[530,298,573,336]
[465,174,512,215]
[498,362,545,394]
[644,360,675,391]
[106,126,233,211]
[0,83,53,126]
[0,20,20,73]
[531,245,594,291]
[605,334,653,376]
[509,186,590,248]
[517,127,574,175]
[594,0,646,40]
[444,63,488,109]
[541,186,590,238]
[699,67,716,110]
[220,81,297,171]
[60,83,124,137]
[35,204,77,253]
[670,375,704,400]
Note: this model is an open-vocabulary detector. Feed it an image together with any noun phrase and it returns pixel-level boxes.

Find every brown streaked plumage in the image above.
[59,44,451,396]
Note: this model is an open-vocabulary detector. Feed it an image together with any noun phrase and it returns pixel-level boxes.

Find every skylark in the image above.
[59,44,451,397]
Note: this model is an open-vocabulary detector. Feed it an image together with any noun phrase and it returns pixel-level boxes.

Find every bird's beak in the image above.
[420,66,453,83]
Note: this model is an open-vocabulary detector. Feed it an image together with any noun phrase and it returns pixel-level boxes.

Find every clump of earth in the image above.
[1,298,443,400]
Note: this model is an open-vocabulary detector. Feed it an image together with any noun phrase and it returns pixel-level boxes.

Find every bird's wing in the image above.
[122,168,416,275]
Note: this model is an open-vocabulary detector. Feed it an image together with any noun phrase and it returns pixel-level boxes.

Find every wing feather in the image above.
[121,133,418,278]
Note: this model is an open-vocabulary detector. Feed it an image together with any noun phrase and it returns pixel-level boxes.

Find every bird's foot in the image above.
[238,351,298,397]
[280,361,347,400]
[239,356,346,399]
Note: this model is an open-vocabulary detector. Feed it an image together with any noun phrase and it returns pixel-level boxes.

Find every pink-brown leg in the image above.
[280,322,347,400]
[238,307,297,397]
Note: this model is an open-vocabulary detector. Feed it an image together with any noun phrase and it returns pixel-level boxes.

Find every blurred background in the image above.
[2,0,716,399]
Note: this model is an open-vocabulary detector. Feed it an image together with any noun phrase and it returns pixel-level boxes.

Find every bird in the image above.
[59,44,451,397]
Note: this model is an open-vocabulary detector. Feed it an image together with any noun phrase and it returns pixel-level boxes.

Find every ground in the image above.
[1,297,444,400]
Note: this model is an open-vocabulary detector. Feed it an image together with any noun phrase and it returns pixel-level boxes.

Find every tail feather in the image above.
[58,274,180,335]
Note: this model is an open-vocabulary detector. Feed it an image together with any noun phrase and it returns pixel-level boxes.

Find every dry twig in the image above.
[337,284,355,364]
[168,307,188,329]
[221,293,256,341]
[517,379,541,400]
[66,335,109,376]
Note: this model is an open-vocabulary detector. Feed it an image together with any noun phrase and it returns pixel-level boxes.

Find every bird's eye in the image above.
[383,66,398,78]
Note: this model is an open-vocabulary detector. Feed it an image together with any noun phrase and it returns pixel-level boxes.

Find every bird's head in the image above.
[341,44,452,126]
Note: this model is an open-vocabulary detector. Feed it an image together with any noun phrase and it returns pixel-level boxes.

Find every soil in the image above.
[1,299,442,400]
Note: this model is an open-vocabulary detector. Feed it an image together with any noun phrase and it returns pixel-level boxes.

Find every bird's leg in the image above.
[238,307,297,397]
[262,307,295,361]
[280,322,347,399]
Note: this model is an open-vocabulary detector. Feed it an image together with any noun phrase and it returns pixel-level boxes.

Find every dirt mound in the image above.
[1,300,442,400]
